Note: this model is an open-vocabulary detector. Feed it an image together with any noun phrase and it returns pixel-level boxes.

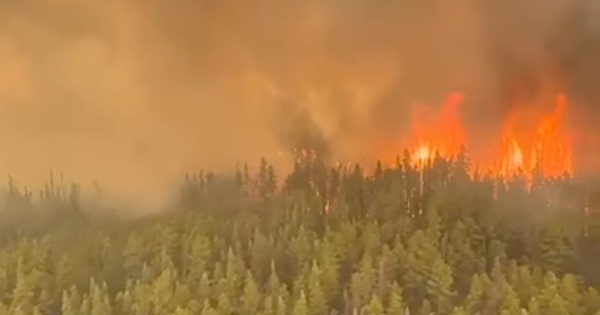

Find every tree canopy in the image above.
[0,152,598,314]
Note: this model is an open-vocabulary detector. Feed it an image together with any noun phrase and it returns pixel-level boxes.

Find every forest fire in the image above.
[494,94,572,179]
[408,92,466,166]
[396,92,573,181]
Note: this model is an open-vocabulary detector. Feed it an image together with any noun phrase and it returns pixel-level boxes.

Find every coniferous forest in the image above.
[1,150,600,315]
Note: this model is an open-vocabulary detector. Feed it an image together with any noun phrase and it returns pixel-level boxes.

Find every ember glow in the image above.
[381,92,573,180]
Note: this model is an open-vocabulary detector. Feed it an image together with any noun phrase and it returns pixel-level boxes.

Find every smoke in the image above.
[0,0,598,208]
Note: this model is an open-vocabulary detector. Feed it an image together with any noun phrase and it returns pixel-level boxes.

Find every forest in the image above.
[0,149,599,315]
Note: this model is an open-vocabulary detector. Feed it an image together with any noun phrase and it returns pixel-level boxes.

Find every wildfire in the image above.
[494,93,572,179]
[409,92,466,165]
[389,91,573,180]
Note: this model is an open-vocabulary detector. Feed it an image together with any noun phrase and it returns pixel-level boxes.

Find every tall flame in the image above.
[376,91,574,180]
[495,93,572,179]
[409,92,466,165]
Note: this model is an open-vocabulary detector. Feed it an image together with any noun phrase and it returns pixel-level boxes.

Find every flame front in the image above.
[495,93,572,179]
[409,92,466,165]
[381,92,574,181]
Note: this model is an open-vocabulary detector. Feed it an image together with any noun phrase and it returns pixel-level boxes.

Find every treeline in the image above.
[0,150,599,314]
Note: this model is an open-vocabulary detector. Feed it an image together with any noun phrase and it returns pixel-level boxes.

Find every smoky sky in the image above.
[0,0,599,205]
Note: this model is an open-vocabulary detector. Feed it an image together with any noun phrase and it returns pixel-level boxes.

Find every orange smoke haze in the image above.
[0,0,599,209]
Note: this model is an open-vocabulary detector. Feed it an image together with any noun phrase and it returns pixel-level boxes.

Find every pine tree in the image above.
[10,258,34,314]
[354,253,377,305]
[547,294,569,315]
[536,271,559,314]
[464,273,484,314]
[241,271,260,315]
[499,282,521,315]
[217,293,233,315]
[360,294,384,315]
[292,291,309,315]
[61,286,82,315]
[289,226,313,273]
[183,234,211,283]
[513,266,535,305]
[317,240,340,305]
[446,220,477,293]
[425,257,453,314]
[250,229,272,283]
[275,295,287,315]
[308,261,328,315]
[386,282,405,315]
[123,234,146,279]
[171,282,193,311]
[90,281,112,315]
[258,157,277,199]
[263,294,275,315]
[267,260,281,296]
[225,247,245,298]
[115,289,133,315]
[559,274,583,315]
[198,272,212,303]
[540,227,572,273]
[292,273,307,303]
[150,268,175,314]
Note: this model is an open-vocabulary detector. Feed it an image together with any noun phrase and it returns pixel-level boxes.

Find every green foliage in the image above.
[0,157,597,314]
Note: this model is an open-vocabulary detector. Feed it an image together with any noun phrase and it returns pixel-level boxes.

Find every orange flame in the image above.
[495,94,572,179]
[376,91,574,181]
[409,92,466,165]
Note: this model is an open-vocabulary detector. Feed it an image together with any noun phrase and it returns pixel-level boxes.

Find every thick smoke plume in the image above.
[0,0,598,208]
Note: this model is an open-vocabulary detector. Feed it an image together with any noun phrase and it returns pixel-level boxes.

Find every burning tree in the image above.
[374,91,575,184]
